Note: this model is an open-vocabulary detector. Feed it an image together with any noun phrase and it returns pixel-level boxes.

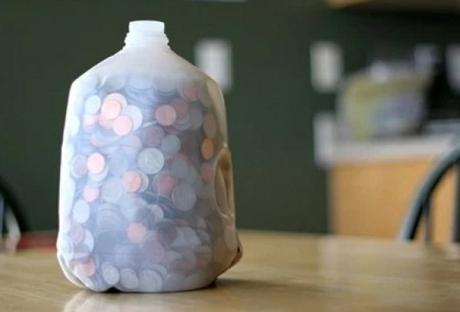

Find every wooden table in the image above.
[2,231,460,311]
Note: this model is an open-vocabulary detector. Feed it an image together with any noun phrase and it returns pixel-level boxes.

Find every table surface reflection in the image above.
[2,230,460,311]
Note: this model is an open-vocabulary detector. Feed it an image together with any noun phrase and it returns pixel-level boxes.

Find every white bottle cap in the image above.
[129,21,165,34]
[124,20,169,47]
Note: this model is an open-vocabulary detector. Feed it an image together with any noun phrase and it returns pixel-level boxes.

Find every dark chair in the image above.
[0,191,21,251]
[399,144,460,242]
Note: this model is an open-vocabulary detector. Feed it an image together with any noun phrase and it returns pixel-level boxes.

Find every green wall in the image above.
[1,0,460,232]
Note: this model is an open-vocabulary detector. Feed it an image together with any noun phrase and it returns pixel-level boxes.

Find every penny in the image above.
[155,105,176,126]
[201,138,214,160]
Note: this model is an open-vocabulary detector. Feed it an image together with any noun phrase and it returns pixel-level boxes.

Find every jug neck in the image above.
[123,20,169,49]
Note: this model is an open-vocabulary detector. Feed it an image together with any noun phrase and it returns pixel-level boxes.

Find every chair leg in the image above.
[452,165,460,242]
[423,200,431,242]
[399,200,425,240]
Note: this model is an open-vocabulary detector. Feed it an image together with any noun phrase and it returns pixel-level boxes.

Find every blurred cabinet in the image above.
[329,157,454,243]
[326,0,460,13]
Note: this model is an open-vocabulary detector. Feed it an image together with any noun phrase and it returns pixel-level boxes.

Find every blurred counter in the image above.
[314,112,457,167]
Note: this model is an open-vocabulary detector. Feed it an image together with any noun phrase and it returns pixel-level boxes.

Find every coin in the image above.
[83,185,100,202]
[172,183,197,211]
[137,148,165,174]
[101,93,126,120]
[126,222,147,244]
[70,155,88,178]
[153,173,177,195]
[101,177,125,204]
[155,105,176,126]
[84,95,102,115]
[113,115,133,136]
[120,268,139,290]
[160,134,181,156]
[86,152,106,174]
[138,269,163,292]
[170,157,189,179]
[200,162,214,183]
[171,98,188,120]
[189,108,203,130]
[76,258,96,277]
[122,171,143,192]
[201,138,214,160]
[72,200,90,224]
[101,262,120,285]
[143,125,165,147]
[123,105,143,130]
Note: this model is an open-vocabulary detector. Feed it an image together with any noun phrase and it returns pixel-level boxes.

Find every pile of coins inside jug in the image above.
[58,73,239,292]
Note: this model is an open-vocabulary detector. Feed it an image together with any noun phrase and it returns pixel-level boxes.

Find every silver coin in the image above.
[184,165,199,185]
[101,177,125,204]
[146,204,164,222]
[138,171,150,193]
[84,95,102,115]
[138,269,163,292]
[70,155,87,178]
[170,157,189,179]
[108,153,131,176]
[172,183,197,211]
[72,200,90,223]
[160,134,181,156]
[137,148,165,174]
[123,105,144,130]
[102,262,120,285]
[120,194,147,221]
[174,113,192,131]
[88,165,109,183]
[97,204,123,233]
[164,273,186,291]
[120,268,139,290]
[82,229,94,252]
[184,273,204,289]
[172,226,200,248]
[189,108,203,130]
[150,264,168,278]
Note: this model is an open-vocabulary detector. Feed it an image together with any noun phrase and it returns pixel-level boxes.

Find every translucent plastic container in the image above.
[57,20,242,292]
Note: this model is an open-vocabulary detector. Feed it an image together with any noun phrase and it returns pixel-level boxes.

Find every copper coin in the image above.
[155,105,176,126]
[82,185,100,202]
[122,171,143,192]
[126,223,147,244]
[171,98,189,120]
[200,162,214,183]
[113,115,133,136]
[86,152,106,174]
[201,138,214,160]
[143,125,165,147]
[101,93,126,120]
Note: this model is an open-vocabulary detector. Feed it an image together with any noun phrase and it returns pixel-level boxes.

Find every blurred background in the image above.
[2,0,460,242]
